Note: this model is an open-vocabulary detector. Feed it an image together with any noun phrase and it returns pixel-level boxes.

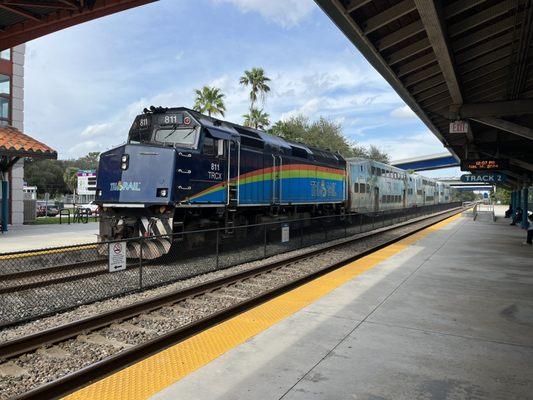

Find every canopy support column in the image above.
[522,187,529,229]
[1,172,8,233]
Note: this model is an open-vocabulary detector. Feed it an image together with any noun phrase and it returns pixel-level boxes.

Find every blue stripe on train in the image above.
[189,178,345,204]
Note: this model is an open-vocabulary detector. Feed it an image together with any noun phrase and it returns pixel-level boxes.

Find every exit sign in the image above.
[449,120,469,134]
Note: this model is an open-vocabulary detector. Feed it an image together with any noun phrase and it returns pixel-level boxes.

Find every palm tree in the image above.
[243,108,270,130]
[193,86,226,117]
[239,67,271,111]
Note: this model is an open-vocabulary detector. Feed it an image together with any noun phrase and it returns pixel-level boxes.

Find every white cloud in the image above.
[390,105,417,119]
[358,131,446,161]
[67,140,103,156]
[212,0,315,28]
[80,123,113,137]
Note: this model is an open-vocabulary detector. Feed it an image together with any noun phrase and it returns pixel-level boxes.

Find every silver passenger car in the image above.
[346,158,452,213]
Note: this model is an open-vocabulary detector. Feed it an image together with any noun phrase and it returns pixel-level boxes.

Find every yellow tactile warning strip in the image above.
[64,214,461,400]
[0,244,96,260]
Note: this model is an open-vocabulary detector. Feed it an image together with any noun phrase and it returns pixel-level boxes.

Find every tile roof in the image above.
[0,125,57,159]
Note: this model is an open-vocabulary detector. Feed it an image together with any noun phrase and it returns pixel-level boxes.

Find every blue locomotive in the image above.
[95,107,452,257]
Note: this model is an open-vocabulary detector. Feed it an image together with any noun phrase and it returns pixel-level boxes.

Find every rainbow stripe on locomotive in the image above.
[95,107,346,257]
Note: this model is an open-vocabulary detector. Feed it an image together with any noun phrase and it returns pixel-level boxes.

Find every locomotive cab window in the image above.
[154,126,199,148]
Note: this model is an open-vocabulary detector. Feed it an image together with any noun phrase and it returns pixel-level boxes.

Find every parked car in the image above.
[37,205,59,217]
[79,201,99,216]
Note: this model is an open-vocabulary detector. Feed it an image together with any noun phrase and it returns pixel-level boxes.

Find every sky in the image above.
[24,0,459,177]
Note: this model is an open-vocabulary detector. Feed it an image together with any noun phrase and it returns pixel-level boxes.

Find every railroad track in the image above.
[0,260,107,295]
[0,206,465,400]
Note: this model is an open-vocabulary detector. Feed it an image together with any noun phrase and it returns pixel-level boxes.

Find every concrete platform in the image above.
[151,214,533,400]
[0,222,98,252]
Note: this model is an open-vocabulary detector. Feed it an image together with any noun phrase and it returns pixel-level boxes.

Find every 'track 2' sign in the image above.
[460,173,507,184]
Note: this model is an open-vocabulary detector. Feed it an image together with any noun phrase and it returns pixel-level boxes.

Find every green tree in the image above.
[271,115,357,157]
[239,67,271,111]
[63,167,78,194]
[492,187,511,204]
[76,152,100,170]
[24,159,68,197]
[270,114,391,162]
[366,145,390,164]
[243,108,270,130]
[193,86,226,117]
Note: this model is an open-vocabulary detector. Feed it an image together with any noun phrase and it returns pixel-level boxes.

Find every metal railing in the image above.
[0,202,461,327]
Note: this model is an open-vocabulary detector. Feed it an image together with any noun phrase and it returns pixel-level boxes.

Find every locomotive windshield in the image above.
[153,126,199,148]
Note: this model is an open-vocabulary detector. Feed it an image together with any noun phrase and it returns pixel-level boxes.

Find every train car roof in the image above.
[346,157,451,186]
[146,107,344,163]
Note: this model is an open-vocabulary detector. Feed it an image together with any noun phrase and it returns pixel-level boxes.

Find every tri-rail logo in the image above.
[110,181,141,192]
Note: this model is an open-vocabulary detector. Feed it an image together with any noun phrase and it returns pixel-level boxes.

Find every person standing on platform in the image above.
[511,207,523,226]
[525,214,533,245]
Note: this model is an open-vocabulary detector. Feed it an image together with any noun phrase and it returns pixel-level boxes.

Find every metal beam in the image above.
[462,56,511,83]
[448,1,512,38]
[0,0,157,51]
[376,20,425,51]
[458,45,513,75]
[444,0,488,19]
[416,82,448,103]
[2,1,76,9]
[414,0,462,103]
[471,117,533,141]
[403,63,441,87]
[464,68,509,95]
[387,37,431,65]
[363,0,416,35]
[345,0,372,13]
[455,31,514,65]
[396,52,436,77]
[457,100,533,118]
[0,4,41,21]
[410,73,445,95]
[453,14,519,52]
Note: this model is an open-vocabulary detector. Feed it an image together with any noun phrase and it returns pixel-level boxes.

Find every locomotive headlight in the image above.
[157,188,168,197]
[96,189,102,197]
[121,162,128,170]
[121,154,129,163]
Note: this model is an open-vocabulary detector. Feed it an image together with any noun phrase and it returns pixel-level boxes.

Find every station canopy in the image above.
[0,125,57,171]
[316,0,533,189]
[0,0,157,51]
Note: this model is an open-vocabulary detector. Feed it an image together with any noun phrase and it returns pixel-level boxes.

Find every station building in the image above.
[0,45,25,225]
[0,45,56,229]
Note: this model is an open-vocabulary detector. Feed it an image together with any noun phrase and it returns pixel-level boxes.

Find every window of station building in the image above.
[0,94,9,125]
[0,74,10,95]
[353,183,359,193]
[0,50,10,60]
[360,183,366,193]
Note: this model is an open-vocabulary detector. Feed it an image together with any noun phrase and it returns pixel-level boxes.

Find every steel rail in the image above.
[11,206,465,400]
[1,206,462,361]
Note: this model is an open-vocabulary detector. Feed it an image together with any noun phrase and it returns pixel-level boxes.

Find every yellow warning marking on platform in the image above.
[64,214,462,400]
[0,244,96,260]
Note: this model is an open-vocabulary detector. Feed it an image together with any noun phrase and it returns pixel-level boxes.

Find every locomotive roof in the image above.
[145,107,344,163]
